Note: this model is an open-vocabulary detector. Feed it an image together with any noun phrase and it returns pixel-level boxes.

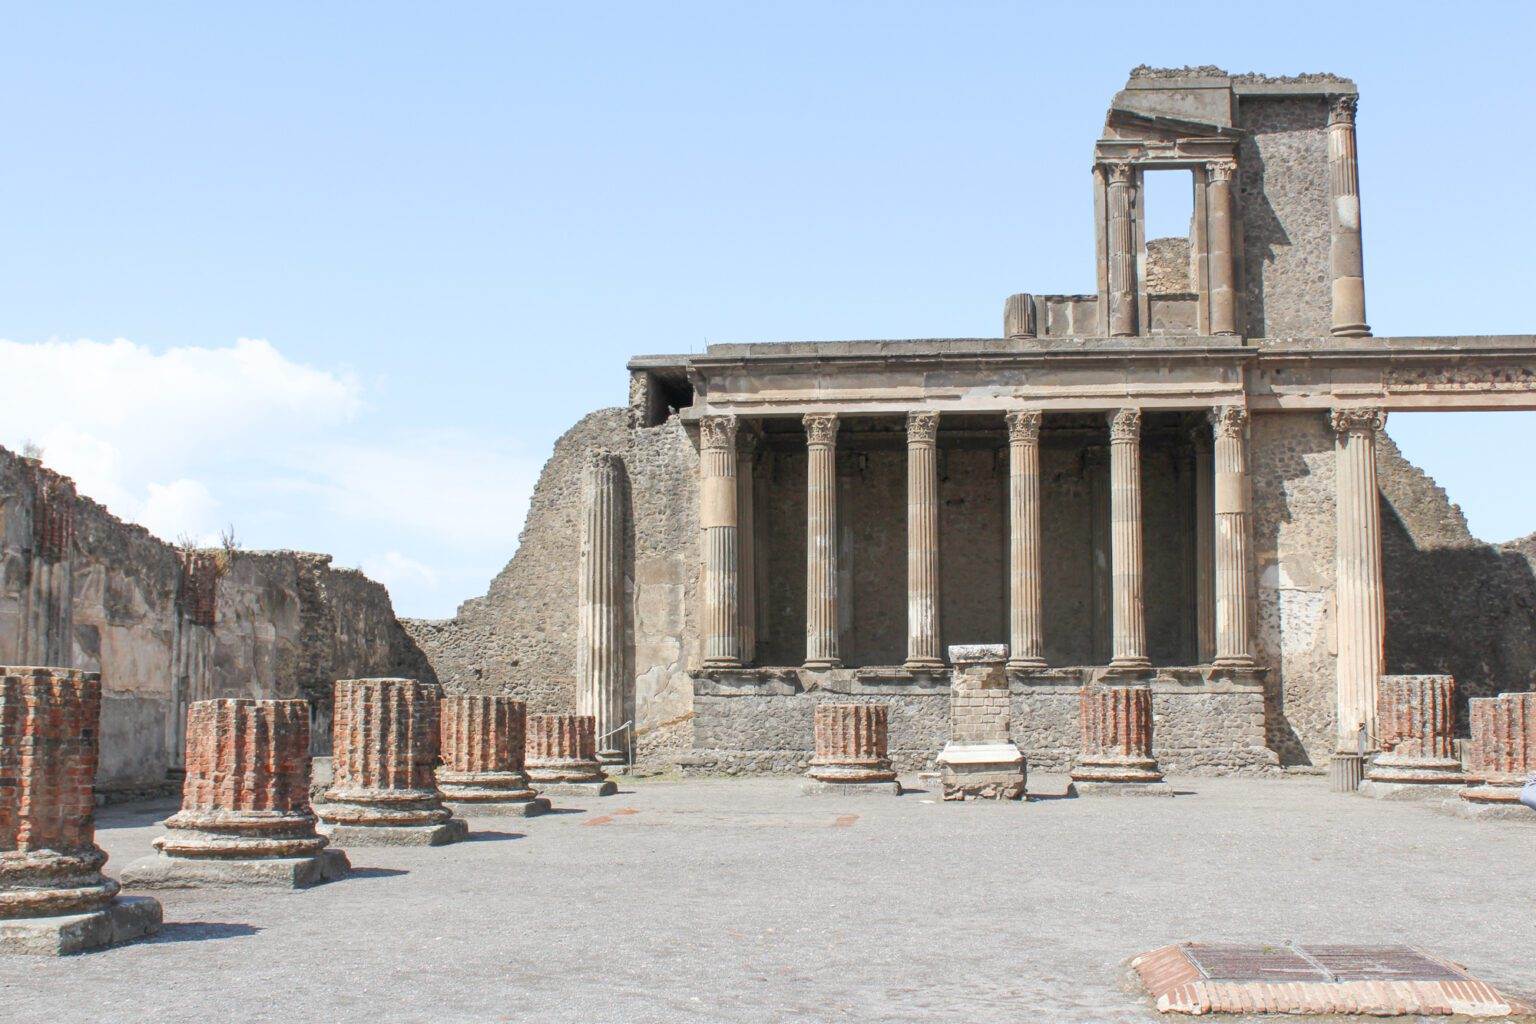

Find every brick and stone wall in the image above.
[0,446,433,796]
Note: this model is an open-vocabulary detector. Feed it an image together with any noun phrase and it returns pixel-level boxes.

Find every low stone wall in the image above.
[681,667,1277,777]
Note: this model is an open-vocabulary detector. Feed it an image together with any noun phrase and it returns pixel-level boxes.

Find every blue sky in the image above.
[2,2,1533,618]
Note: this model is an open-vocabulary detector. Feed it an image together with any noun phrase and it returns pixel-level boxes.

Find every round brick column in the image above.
[526,714,606,784]
[1368,675,1462,785]
[437,696,540,804]
[0,667,119,919]
[155,699,327,860]
[1071,684,1164,784]
[807,704,897,784]
[318,678,452,828]
[1462,692,1536,808]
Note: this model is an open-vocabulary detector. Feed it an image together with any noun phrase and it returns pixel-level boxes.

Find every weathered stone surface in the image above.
[938,649,1025,800]
[0,667,160,952]
[437,695,549,817]
[316,678,463,846]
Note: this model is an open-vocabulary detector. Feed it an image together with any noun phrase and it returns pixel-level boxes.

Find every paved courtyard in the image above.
[2,775,1531,1024]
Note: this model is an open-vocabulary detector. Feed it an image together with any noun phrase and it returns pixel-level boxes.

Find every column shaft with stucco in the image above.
[1105,163,1138,337]
[1328,94,1370,337]
[1331,408,1387,754]
[1108,408,1149,669]
[577,450,628,762]
[803,413,841,669]
[1006,410,1046,670]
[1211,406,1254,667]
[699,416,741,668]
[736,434,757,665]
[1193,431,1215,662]
[1206,160,1239,336]
[905,411,942,669]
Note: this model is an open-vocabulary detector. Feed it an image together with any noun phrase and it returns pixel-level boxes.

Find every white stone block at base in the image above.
[935,742,1024,766]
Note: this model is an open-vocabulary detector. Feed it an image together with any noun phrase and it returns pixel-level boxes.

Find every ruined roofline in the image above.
[1128,64,1357,93]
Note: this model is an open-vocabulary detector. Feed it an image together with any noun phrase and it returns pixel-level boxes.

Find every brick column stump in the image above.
[1360,675,1463,801]
[935,645,1025,801]
[1460,692,1536,822]
[1071,684,1170,796]
[802,704,901,796]
[526,714,617,797]
[315,678,468,846]
[0,667,161,955]
[122,699,348,888]
[438,696,551,817]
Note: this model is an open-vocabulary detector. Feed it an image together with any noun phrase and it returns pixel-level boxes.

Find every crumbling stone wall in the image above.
[0,445,430,795]
[404,407,700,761]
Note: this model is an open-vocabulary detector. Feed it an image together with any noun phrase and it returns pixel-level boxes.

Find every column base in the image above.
[1006,657,1047,672]
[702,657,743,670]
[1211,655,1256,670]
[1365,755,1464,787]
[1107,656,1151,672]
[1330,323,1372,338]
[902,657,945,671]
[0,896,162,956]
[1070,756,1165,786]
[1356,779,1460,803]
[1329,753,1365,793]
[802,659,843,670]
[1068,780,1173,798]
[317,818,468,847]
[120,848,350,889]
[801,779,903,797]
[443,796,552,818]
[532,779,618,797]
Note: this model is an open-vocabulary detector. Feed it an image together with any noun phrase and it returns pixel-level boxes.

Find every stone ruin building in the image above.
[5,67,1536,798]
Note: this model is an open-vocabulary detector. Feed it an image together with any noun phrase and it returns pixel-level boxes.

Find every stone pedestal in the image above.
[803,704,900,796]
[0,667,161,954]
[1460,693,1536,821]
[1360,675,1462,800]
[526,714,616,797]
[315,678,467,846]
[935,646,1025,801]
[124,698,347,888]
[1071,684,1169,795]
[437,696,550,817]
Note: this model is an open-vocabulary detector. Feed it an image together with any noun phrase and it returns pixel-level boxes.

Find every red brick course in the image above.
[318,678,451,828]
[1072,684,1164,784]
[807,704,897,784]
[0,666,118,918]
[1463,692,1536,807]
[437,696,540,803]
[526,714,607,783]
[1369,675,1463,785]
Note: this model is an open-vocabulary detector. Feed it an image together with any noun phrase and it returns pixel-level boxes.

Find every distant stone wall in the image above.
[0,446,431,796]
[403,407,699,761]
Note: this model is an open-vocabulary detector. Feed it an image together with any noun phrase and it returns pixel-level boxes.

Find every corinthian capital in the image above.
[802,412,840,447]
[1108,407,1142,444]
[1208,405,1248,439]
[699,415,738,452]
[1329,406,1386,436]
[1206,158,1237,183]
[1328,94,1358,126]
[906,410,939,445]
[1104,161,1135,185]
[1005,409,1042,445]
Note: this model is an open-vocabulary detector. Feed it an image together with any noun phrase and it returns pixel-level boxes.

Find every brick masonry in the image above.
[526,714,607,784]
[318,678,453,830]
[807,703,896,784]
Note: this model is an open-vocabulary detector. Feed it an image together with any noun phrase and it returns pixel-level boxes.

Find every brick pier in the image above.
[1071,684,1169,795]
[1361,675,1463,799]
[1461,692,1536,821]
[438,696,550,817]
[526,714,616,797]
[803,704,900,796]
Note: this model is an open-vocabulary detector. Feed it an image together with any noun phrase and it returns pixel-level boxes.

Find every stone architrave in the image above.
[1327,94,1370,338]
[315,678,467,847]
[577,450,630,763]
[1071,684,1169,796]
[1330,407,1387,791]
[437,696,551,817]
[122,699,348,888]
[0,667,161,955]
[935,645,1025,801]
[904,411,942,670]
[802,704,901,796]
[526,714,617,797]
[1460,692,1536,821]
[1359,675,1463,800]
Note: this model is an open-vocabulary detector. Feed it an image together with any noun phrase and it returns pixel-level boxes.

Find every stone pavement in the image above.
[2,776,1532,1023]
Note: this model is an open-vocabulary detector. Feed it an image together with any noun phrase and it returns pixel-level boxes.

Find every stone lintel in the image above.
[690,665,1265,697]
[947,644,1008,665]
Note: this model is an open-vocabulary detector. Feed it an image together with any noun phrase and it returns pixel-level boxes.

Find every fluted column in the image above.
[807,704,897,785]
[1108,408,1149,669]
[905,411,942,669]
[1367,675,1463,786]
[1210,406,1254,667]
[803,413,841,669]
[1071,684,1165,785]
[436,696,547,815]
[578,450,628,762]
[699,416,741,668]
[1193,430,1216,662]
[526,714,614,794]
[736,433,757,666]
[1331,407,1386,753]
[1006,410,1046,670]
[1105,162,1139,337]
[1327,94,1370,337]
[1206,159,1239,336]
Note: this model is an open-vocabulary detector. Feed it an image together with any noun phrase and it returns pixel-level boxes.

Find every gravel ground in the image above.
[2,774,1531,1024]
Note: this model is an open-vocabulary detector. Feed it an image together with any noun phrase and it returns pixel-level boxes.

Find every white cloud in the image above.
[140,478,220,544]
[362,550,441,594]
